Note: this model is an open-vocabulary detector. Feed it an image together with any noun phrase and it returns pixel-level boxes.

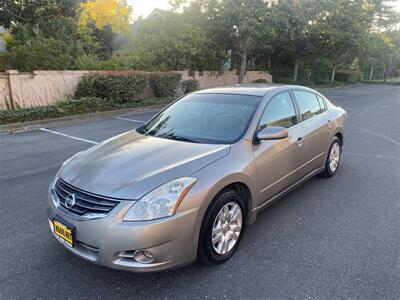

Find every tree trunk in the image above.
[383,68,387,83]
[293,59,300,82]
[219,59,225,75]
[267,52,271,70]
[238,49,247,84]
[330,66,337,83]
[369,62,374,81]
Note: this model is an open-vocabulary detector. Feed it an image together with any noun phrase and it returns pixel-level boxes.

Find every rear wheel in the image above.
[320,137,342,178]
[197,189,245,265]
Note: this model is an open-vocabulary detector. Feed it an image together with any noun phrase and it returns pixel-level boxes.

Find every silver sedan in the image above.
[47,85,347,272]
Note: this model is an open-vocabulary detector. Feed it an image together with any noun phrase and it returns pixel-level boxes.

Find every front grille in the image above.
[54,178,121,217]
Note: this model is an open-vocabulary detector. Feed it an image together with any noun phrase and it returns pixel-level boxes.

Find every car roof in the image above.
[193,84,316,97]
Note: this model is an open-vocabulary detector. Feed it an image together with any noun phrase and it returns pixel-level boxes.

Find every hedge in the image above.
[92,74,148,103]
[148,72,182,97]
[75,74,96,98]
[75,72,182,102]
[0,106,61,124]
[181,79,199,93]
[75,74,149,103]
[251,78,268,83]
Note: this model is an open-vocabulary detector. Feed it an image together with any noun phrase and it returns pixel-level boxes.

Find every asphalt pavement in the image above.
[0,84,399,299]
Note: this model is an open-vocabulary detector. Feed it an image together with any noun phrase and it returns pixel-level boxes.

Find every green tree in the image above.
[317,0,372,82]
[360,32,386,80]
[380,30,400,82]
[1,15,85,70]
[128,4,227,72]
[0,0,80,29]
[4,36,74,71]
[218,0,266,83]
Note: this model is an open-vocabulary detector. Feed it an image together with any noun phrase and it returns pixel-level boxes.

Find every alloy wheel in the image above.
[211,202,243,255]
[329,142,341,173]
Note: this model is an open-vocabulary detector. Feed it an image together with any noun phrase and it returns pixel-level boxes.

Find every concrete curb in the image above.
[0,105,164,133]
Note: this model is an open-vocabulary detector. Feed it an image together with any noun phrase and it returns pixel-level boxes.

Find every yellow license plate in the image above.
[53,219,74,248]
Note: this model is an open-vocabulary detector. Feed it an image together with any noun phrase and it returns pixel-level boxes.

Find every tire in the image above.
[197,189,246,265]
[320,136,342,178]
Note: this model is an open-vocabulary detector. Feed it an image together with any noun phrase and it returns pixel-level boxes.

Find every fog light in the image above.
[143,250,153,258]
[133,249,154,264]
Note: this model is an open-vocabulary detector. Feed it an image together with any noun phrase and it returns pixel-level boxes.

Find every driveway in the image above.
[0,84,399,299]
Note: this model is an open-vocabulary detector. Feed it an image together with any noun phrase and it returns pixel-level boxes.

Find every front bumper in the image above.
[47,193,201,273]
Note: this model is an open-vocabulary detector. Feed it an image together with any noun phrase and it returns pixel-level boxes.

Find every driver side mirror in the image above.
[256,126,288,141]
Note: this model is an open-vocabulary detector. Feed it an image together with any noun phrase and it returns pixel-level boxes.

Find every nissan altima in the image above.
[48,85,347,272]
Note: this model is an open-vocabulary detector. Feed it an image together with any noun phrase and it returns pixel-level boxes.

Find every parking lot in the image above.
[0,84,399,299]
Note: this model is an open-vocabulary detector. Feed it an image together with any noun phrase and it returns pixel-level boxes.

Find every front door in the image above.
[252,91,307,205]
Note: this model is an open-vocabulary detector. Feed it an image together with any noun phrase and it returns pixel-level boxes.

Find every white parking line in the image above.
[357,128,400,147]
[39,128,99,145]
[115,117,145,123]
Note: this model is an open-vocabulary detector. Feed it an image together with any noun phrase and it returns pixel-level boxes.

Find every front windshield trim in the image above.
[136,93,262,145]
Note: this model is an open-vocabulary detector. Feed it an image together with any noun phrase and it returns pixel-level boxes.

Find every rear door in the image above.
[292,90,331,173]
[252,91,307,203]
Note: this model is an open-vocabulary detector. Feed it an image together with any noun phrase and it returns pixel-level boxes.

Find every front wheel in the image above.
[197,189,245,265]
[320,136,342,178]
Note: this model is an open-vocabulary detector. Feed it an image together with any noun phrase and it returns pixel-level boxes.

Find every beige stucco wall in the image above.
[0,70,90,110]
[0,73,10,110]
[0,70,272,110]
[180,70,272,88]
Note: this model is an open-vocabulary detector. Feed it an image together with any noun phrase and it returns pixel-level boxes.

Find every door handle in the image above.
[296,136,305,145]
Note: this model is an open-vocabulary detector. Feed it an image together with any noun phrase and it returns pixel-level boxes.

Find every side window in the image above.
[259,92,297,129]
[293,91,322,121]
[317,95,326,112]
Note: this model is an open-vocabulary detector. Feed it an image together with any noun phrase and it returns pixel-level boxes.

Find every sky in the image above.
[128,0,400,19]
[128,0,172,19]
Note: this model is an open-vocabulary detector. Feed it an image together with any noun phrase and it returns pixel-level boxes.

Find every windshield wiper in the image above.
[156,132,199,143]
[136,126,149,136]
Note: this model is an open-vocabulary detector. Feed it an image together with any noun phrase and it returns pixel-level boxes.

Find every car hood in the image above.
[59,131,230,199]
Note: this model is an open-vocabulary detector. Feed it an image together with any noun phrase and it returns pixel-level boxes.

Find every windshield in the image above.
[137,93,262,144]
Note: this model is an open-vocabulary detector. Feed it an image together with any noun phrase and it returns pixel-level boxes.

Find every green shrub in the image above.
[181,79,199,93]
[0,106,61,124]
[0,97,111,124]
[75,74,148,103]
[93,74,148,103]
[0,96,175,125]
[75,74,96,98]
[273,77,296,84]
[75,72,182,104]
[4,36,73,72]
[334,72,350,82]
[348,74,362,83]
[251,78,268,83]
[77,55,125,71]
[55,97,115,115]
[314,78,330,85]
[149,72,182,97]
[77,54,102,70]
[97,59,125,70]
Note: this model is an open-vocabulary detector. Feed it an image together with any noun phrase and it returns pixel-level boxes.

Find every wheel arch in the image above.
[217,182,253,221]
[334,131,344,146]
[202,174,258,226]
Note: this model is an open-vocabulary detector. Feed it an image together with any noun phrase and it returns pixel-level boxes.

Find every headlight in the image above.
[49,176,59,206]
[123,177,197,221]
